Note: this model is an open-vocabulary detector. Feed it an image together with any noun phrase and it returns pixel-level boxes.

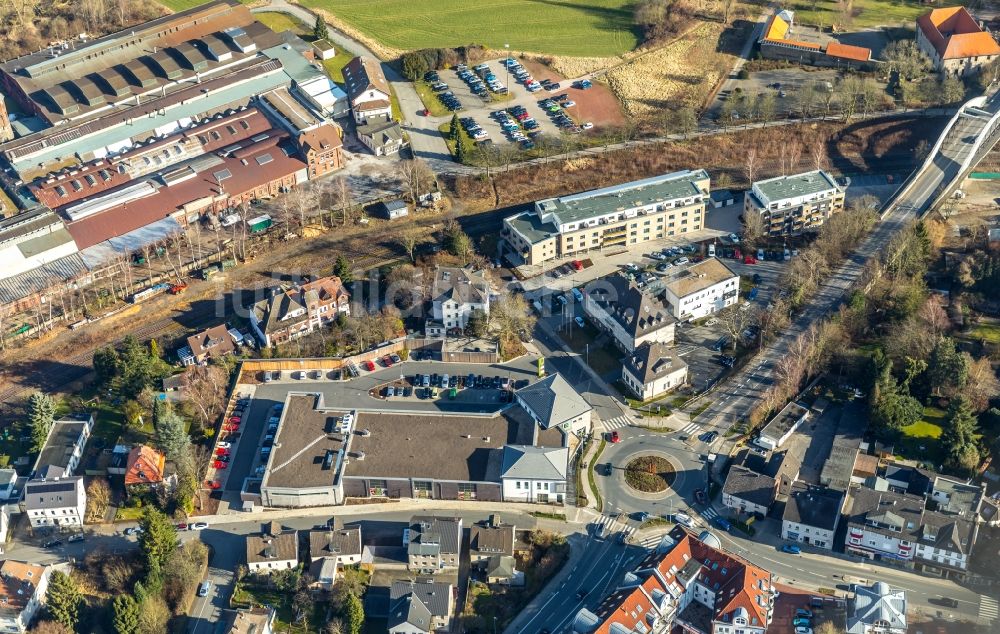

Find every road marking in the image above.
[601,415,634,431]
[980,596,998,622]
[637,534,666,549]
[681,422,701,434]
[700,507,719,520]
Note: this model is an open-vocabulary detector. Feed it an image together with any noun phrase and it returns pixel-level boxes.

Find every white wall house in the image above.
[246,532,299,574]
[429,267,492,332]
[500,446,568,505]
[721,466,776,517]
[781,483,843,550]
[661,258,739,321]
[342,57,392,124]
[0,561,55,634]
[621,343,687,401]
[514,374,592,436]
[583,275,675,353]
[24,477,85,528]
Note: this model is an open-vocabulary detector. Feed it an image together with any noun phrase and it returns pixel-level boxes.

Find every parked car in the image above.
[694,488,707,504]
[713,517,732,531]
[68,533,85,543]
[794,628,813,634]
[198,581,212,597]
[795,609,814,619]
[939,597,959,608]
[190,522,209,530]
[212,460,227,469]
[792,617,811,627]
[781,543,802,555]
[574,316,586,328]
[217,442,231,449]
[673,512,694,528]
[43,540,63,549]
[364,360,376,371]
[608,430,620,443]
[124,527,143,536]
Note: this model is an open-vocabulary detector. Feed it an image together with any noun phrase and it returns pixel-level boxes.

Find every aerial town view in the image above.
[1,0,1000,632]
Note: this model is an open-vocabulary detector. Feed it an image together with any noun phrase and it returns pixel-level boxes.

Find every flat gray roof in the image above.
[263,393,348,490]
[753,170,840,206]
[35,418,89,474]
[505,211,557,244]
[760,402,809,442]
[536,169,709,227]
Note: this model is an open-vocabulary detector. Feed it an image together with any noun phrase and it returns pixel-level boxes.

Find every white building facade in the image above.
[24,477,86,528]
[661,259,740,321]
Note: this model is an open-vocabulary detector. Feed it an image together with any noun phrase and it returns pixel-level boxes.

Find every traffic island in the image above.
[624,455,676,493]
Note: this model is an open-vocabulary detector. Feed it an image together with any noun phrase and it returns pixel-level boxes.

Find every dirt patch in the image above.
[517,58,564,84]
[451,116,947,210]
[624,455,676,493]
[565,83,626,128]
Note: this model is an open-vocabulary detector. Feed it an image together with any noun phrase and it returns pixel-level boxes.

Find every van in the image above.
[708,243,716,257]
[198,581,212,597]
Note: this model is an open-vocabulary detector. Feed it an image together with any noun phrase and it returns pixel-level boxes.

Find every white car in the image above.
[582,122,594,130]
[674,257,689,266]
[216,442,231,449]
[562,100,576,108]
[794,628,813,634]
[729,233,740,243]
[673,512,694,528]
[190,522,209,531]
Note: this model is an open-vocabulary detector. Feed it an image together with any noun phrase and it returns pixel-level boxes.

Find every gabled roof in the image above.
[125,445,166,486]
[308,526,362,560]
[918,7,1000,60]
[623,342,687,385]
[470,523,515,556]
[485,554,517,579]
[342,56,390,103]
[245,531,298,564]
[587,274,676,338]
[0,561,48,613]
[186,324,237,361]
[515,373,592,429]
[24,477,83,510]
[723,465,777,509]
[409,516,462,556]
[390,580,452,617]
[252,276,349,335]
[500,445,568,481]
[432,266,491,308]
[783,481,844,530]
[826,41,871,62]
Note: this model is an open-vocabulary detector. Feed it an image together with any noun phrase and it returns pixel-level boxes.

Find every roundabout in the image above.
[623,455,676,494]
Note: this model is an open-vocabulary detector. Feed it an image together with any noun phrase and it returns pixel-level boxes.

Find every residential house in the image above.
[755,402,809,451]
[660,258,740,322]
[246,522,299,574]
[249,275,350,346]
[485,555,523,585]
[223,607,276,634]
[31,413,93,478]
[125,445,166,488]
[23,476,86,528]
[781,482,844,550]
[514,373,592,436]
[722,466,777,517]
[917,7,1000,77]
[621,342,688,401]
[428,266,492,335]
[177,322,242,365]
[583,274,676,353]
[0,561,55,633]
[846,582,906,634]
[573,526,775,634]
[502,170,710,266]
[308,525,363,565]
[406,516,462,573]
[469,515,515,565]
[357,116,405,156]
[388,580,454,634]
[500,445,568,505]
[312,39,336,60]
[744,170,846,236]
[0,508,9,554]
[343,56,392,124]
[298,124,346,179]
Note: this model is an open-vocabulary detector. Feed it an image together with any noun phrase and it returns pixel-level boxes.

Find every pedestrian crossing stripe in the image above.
[681,422,700,434]
[701,507,719,520]
[638,535,665,549]
[980,596,998,621]
[602,416,633,431]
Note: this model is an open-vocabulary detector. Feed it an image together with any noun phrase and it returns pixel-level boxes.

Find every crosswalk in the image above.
[602,415,634,431]
[700,506,719,520]
[680,421,701,435]
[980,596,998,623]
[637,533,666,549]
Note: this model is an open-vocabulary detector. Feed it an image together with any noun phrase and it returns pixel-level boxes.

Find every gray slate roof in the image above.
[783,482,844,531]
[432,267,491,309]
[23,477,82,510]
[408,516,462,556]
[309,526,362,560]
[389,580,452,631]
[623,342,687,384]
[500,445,568,481]
[722,465,776,509]
[588,274,676,339]
[847,582,906,634]
[514,373,591,429]
[486,554,517,579]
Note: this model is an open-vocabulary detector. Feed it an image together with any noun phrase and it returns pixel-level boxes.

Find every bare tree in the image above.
[787,140,803,174]
[397,228,421,263]
[399,158,435,204]
[331,177,354,227]
[183,364,229,430]
[811,143,828,171]
[744,147,759,185]
[742,210,767,250]
[717,304,757,352]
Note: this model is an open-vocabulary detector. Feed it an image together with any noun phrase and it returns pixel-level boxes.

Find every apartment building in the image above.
[661,258,740,322]
[781,482,844,550]
[744,170,845,236]
[427,266,492,334]
[249,275,350,346]
[343,56,392,124]
[23,476,85,528]
[503,170,710,266]
[621,342,688,401]
[0,561,55,633]
[406,516,463,573]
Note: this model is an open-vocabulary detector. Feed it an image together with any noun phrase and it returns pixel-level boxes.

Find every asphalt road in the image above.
[691,94,1000,439]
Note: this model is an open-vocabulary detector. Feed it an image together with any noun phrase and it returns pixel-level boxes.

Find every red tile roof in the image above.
[826,41,871,62]
[592,587,656,634]
[125,445,165,486]
[918,7,1000,60]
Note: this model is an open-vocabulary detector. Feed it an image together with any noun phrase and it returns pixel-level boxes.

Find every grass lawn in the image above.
[301,0,640,57]
[322,48,358,84]
[414,81,451,117]
[964,322,1000,345]
[254,11,310,37]
[789,0,928,28]
[898,406,945,463]
[157,0,254,10]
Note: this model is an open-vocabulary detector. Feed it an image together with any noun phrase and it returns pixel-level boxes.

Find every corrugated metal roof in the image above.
[0,253,88,304]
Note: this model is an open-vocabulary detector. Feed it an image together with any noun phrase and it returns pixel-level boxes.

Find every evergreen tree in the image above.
[93,345,122,386]
[927,337,968,396]
[28,392,56,452]
[941,396,980,474]
[448,114,459,140]
[313,16,329,41]
[345,592,364,634]
[154,408,189,461]
[149,338,161,359]
[334,255,353,284]
[113,595,141,634]
[455,135,466,164]
[139,507,178,576]
[46,571,81,630]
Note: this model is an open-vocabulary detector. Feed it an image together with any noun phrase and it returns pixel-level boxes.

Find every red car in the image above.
[177,523,188,530]
[365,360,376,371]
[206,481,221,490]
[608,430,620,443]
[212,461,227,470]
[382,355,393,367]
[733,249,742,260]
[743,255,757,264]
[229,416,242,423]
[223,424,239,432]
[215,448,229,456]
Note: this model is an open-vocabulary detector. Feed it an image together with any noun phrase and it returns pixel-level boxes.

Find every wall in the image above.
[759,42,879,71]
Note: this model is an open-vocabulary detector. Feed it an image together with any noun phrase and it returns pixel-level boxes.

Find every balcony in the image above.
[603,225,626,237]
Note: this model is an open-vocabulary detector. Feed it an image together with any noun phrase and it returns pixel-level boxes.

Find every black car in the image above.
[704,431,719,443]
[43,540,63,549]
[939,597,960,608]
[752,273,762,284]
[216,454,230,463]
[402,387,413,398]
[720,355,735,367]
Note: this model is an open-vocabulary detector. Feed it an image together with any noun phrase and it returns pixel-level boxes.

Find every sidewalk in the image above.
[501,532,590,634]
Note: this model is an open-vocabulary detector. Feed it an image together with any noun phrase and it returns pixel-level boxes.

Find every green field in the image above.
[301,0,641,57]
[965,322,1000,344]
[898,406,945,462]
[790,0,927,28]
[254,11,310,36]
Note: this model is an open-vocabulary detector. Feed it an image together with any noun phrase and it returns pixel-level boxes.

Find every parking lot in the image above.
[429,57,597,147]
